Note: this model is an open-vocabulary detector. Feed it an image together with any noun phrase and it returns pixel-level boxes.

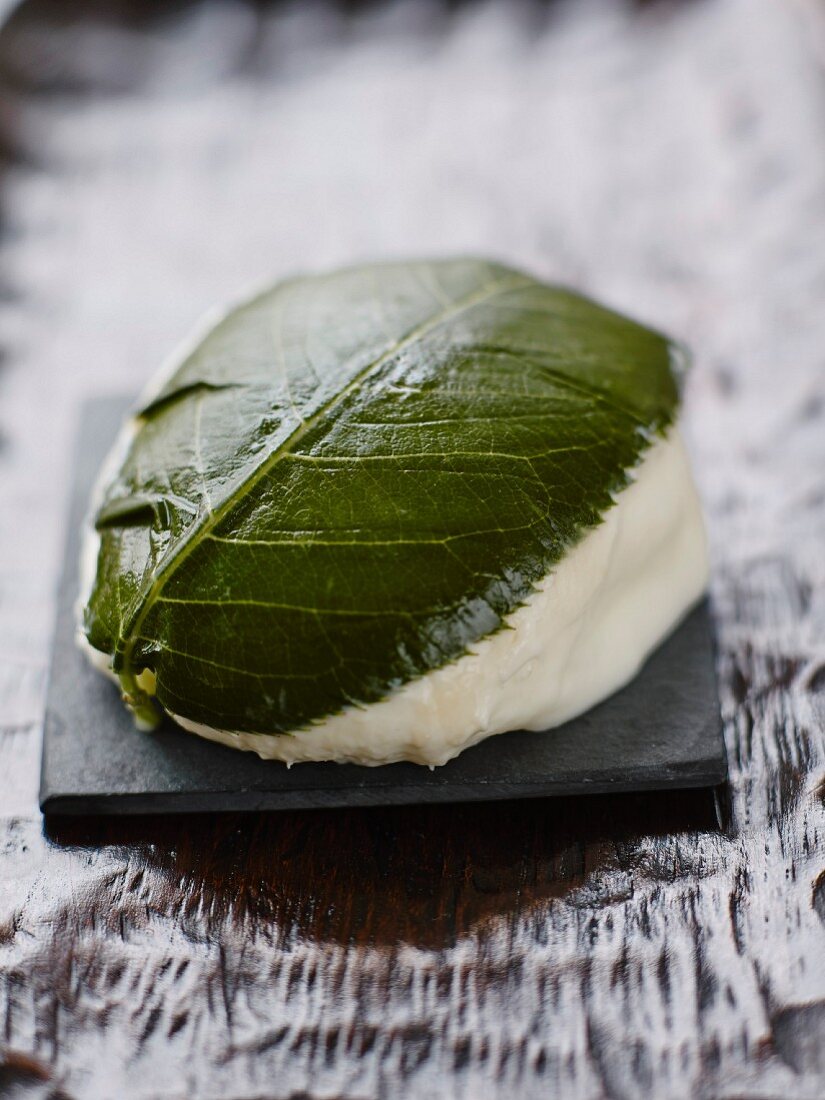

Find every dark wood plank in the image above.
[1,1,824,1097]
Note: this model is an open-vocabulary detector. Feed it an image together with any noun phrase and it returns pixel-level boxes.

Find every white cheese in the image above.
[165,427,708,766]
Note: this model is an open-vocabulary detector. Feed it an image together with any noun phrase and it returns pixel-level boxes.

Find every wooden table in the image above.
[1,1,824,1097]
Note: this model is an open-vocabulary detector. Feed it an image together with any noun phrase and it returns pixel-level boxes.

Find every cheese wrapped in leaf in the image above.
[80,259,707,765]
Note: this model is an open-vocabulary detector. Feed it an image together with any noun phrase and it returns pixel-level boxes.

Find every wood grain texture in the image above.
[0,0,824,1097]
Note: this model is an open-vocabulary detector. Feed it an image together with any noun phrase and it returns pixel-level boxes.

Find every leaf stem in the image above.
[118,669,161,730]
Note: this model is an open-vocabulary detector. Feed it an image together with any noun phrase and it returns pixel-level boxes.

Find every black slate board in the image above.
[40,398,727,815]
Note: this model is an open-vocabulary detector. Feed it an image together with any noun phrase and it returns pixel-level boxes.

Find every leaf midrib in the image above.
[115,271,531,666]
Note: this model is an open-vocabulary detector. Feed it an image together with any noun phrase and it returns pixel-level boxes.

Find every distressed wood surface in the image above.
[1,1,824,1097]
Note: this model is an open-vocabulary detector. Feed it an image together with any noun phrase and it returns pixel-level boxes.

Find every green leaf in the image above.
[82,259,680,733]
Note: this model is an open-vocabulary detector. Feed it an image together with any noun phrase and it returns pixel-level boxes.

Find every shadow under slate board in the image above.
[40,398,727,816]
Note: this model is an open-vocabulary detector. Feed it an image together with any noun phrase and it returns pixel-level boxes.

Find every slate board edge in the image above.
[41,737,728,815]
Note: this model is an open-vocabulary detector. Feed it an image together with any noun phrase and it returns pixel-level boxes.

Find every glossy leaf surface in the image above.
[83,259,679,732]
